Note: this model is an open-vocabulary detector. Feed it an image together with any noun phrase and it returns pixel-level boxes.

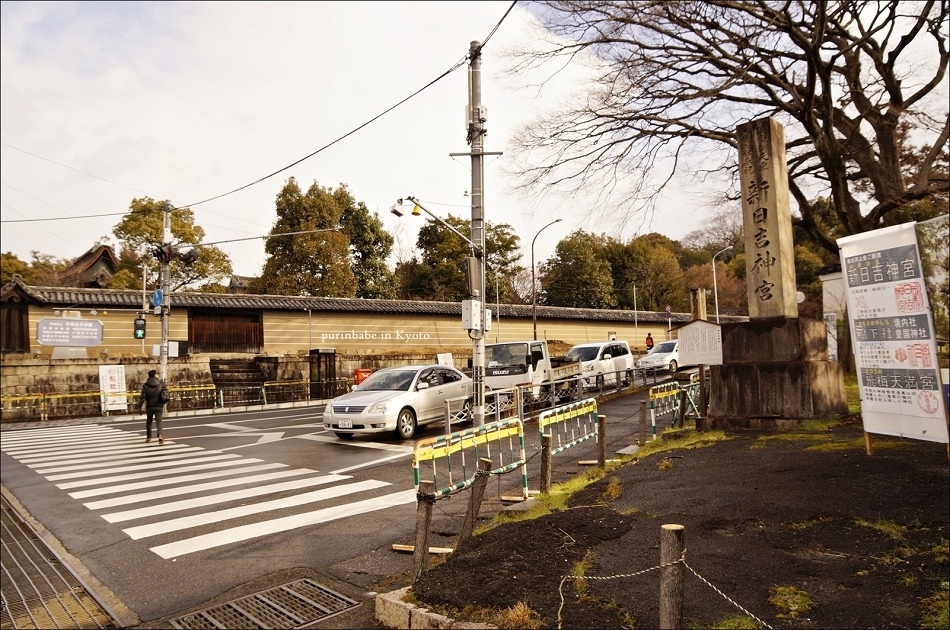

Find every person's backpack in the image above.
[159,386,170,405]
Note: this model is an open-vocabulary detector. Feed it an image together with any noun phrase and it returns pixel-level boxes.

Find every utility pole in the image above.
[449,41,501,427]
[469,41,486,427]
[159,203,171,383]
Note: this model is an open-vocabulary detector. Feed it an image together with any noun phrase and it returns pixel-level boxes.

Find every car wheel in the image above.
[623,369,633,386]
[394,407,417,440]
[462,399,473,424]
[335,432,355,440]
[669,360,678,374]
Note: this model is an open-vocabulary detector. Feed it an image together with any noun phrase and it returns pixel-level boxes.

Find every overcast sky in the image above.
[1,1,705,280]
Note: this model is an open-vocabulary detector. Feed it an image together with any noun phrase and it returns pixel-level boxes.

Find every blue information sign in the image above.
[150,289,163,307]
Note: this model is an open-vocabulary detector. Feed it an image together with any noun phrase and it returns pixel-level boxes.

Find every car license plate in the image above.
[338,419,352,429]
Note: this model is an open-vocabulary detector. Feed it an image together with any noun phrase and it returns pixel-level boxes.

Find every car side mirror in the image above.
[603,354,612,360]
[416,382,430,390]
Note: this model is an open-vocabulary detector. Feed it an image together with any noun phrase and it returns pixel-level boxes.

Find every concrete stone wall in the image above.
[0,348,474,398]
[0,355,213,396]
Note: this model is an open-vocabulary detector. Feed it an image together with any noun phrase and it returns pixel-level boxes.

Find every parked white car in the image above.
[323,364,472,440]
[636,339,682,374]
[566,340,635,387]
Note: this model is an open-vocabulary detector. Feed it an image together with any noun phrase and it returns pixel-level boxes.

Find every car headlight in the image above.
[583,365,595,373]
[323,403,332,416]
[368,400,389,413]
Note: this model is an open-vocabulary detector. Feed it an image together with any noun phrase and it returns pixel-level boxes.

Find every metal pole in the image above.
[159,203,172,383]
[712,245,733,324]
[141,266,147,356]
[495,273,500,342]
[531,218,562,341]
[634,285,638,355]
[469,41,486,427]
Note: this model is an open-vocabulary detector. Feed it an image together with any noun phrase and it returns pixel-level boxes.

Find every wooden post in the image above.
[639,400,648,445]
[864,431,873,456]
[676,390,688,428]
[411,481,435,583]
[540,433,552,494]
[659,524,685,629]
[699,364,707,410]
[597,414,607,467]
[457,458,492,551]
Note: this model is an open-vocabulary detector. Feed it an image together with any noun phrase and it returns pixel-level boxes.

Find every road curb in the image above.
[375,586,496,629]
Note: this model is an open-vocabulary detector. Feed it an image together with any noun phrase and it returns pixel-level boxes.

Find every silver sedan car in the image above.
[323,364,473,440]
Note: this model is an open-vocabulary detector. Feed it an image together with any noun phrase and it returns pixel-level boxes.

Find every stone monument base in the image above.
[707,317,847,430]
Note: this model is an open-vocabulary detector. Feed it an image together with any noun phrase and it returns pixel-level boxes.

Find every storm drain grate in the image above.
[168,579,360,629]
[1,493,117,629]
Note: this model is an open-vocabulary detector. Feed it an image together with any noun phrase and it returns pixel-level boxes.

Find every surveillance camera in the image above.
[390,204,404,217]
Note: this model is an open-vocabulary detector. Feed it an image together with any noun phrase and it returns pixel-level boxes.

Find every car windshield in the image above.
[566,346,600,362]
[652,341,676,354]
[487,343,528,368]
[357,369,417,391]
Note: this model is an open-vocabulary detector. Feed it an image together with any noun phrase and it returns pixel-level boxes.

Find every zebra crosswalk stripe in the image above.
[1,424,414,560]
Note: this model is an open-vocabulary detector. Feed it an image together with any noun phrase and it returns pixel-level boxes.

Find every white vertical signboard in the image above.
[837,223,948,444]
[98,365,128,413]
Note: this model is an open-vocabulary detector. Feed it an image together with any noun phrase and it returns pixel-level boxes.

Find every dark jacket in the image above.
[140,376,164,408]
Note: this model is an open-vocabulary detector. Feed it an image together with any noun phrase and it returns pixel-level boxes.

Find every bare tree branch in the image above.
[505,0,949,254]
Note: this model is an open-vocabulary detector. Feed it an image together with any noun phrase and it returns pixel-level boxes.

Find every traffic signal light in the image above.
[153,244,176,263]
[133,318,146,339]
[179,248,199,265]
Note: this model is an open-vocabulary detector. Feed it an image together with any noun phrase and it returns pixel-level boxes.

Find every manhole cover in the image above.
[168,579,360,629]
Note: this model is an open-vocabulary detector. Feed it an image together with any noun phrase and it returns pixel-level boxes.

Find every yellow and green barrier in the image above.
[412,418,528,500]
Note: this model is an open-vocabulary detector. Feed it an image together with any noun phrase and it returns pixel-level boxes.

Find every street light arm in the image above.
[531,218,563,341]
[403,197,481,255]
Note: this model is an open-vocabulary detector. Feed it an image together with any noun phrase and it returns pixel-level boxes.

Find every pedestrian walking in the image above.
[645,332,654,351]
[139,369,166,444]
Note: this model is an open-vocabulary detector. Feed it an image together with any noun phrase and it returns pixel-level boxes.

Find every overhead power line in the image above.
[1,2,519,224]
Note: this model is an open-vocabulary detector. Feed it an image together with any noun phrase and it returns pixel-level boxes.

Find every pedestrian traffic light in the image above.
[133,318,146,339]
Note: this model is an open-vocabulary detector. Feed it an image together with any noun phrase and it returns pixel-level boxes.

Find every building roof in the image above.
[0,276,710,324]
[58,244,119,287]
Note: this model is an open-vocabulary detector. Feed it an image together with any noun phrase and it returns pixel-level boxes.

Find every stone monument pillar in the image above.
[708,117,847,428]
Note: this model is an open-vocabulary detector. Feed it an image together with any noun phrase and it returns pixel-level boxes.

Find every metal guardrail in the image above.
[0,379,354,422]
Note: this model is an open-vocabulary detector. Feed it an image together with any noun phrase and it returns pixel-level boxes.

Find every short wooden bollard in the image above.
[639,400,648,445]
[659,524,684,629]
[411,481,435,583]
[540,433,552,494]
[457,458,492,551]
[597,414,607,467]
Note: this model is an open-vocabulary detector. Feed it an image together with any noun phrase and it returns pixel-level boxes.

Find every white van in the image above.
[565,340,635,387]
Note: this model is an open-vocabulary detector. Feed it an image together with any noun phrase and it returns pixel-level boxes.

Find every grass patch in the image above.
[571,550,596,598]
[920,581,949,629]
[657,456,675,470]
[768,585,813,619]
[602,476,622,502]
[805,438,868,452]
[844,372,861,414]
[931,538,949,564]
[703,615,765,629]
[855,518,907,541]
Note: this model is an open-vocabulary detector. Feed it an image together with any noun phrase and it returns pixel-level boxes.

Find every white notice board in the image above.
[98,365,128,412]
[837,223,948,444]
[677,320,723,366]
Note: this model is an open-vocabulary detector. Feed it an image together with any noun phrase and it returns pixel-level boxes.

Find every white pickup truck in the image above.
[477,340,581,394]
